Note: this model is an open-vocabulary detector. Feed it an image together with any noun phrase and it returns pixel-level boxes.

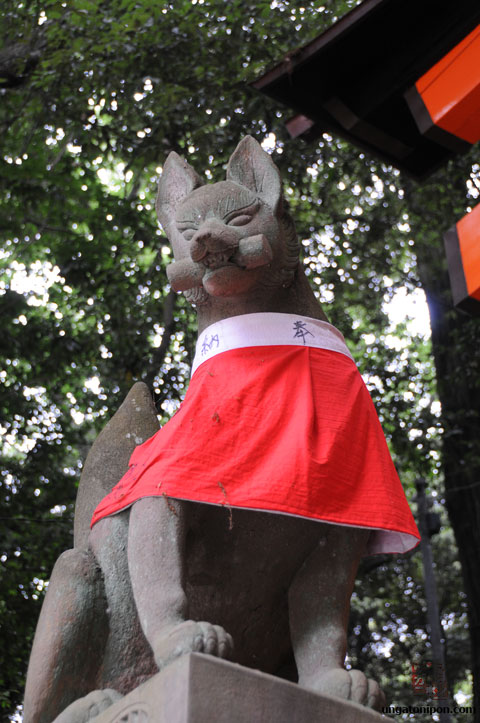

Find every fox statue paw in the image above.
[153,619,234,670]
[53,689,123,723]
[301,668,385,711]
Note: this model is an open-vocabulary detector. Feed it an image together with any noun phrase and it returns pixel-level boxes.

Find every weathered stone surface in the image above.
[92,653,389,723]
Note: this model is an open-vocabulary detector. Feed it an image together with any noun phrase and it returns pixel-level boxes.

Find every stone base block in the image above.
[94,653,387,722]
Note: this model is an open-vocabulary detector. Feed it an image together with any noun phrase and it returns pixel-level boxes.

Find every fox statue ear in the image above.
[226,136,283,214]
[156,152,204,242]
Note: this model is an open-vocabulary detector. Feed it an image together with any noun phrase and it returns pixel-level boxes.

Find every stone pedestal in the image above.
[94,654,388,722]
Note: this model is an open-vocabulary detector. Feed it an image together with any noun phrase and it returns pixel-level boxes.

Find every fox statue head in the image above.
[156,136,301,308]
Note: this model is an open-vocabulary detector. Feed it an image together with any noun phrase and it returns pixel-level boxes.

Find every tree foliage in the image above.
[1,1,479,720]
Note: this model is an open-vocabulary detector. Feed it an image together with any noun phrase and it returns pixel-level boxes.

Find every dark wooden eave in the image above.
[252,0,480,179]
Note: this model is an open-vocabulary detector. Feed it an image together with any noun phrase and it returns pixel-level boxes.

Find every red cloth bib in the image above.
[91,315,419,556]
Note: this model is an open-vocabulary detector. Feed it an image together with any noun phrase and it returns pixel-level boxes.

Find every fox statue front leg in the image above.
[127,496,234,670]
[288,524,386,710]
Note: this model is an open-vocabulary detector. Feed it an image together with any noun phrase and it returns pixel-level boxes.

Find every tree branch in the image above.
[0,26,48,88]
[142,290,177,391]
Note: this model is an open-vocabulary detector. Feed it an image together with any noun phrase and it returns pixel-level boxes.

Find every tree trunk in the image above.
[414,214,480,718]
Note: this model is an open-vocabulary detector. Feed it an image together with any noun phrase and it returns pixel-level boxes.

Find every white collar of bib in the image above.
[192,312,353,376]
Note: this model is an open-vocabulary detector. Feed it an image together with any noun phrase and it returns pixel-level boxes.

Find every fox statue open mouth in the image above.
[202,251,234,269]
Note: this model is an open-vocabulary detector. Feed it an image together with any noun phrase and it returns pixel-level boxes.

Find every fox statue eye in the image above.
[227,214,252,227]
[224,200,259,227]
[181,229,196,240]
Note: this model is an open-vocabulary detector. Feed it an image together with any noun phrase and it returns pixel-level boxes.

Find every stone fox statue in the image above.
[24,137,419,722]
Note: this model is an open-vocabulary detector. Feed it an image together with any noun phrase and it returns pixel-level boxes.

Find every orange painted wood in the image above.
[457,204,480,301]
[416,25,480,144]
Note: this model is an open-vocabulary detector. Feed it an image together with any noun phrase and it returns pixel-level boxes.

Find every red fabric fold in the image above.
[91,346,420,555]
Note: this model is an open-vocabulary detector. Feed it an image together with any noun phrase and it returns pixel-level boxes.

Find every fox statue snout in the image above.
[190,220,273,271]
[166,231,273,293]
[190,220,239,263]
